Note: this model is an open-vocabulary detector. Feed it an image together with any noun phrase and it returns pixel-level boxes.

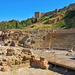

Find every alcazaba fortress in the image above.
[35,3,75,20]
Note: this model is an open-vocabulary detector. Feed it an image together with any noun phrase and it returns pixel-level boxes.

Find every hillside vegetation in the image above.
[0,10,75,30]
[0,18,36,30]
[25,10,75,30]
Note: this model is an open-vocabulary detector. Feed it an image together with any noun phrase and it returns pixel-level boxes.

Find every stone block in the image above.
[7,49,16,56]
[1,61,7,66]
[1,66,10,72]
[2,52,6,56]
[7,60,15,65]
[30,57,49,69]
[10,40,18,46]
[40,57,45,61]
[18,43,23,47]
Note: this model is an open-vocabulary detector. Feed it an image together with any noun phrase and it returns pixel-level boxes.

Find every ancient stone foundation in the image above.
[30,55,49,69]
[1,29,75,49]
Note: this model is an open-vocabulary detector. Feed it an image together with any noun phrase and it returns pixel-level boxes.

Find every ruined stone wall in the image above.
[25,29,75,49]
[47,33,75,48]
[42,11,56,17]
[3,29,75,49]
[35,12,45,20]
[35,12,41,19]
[35,3,75,19]
[59,6,68,12]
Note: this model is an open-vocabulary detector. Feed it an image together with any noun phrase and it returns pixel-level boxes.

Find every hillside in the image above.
[25,10,75,30]
[0,9,75,31]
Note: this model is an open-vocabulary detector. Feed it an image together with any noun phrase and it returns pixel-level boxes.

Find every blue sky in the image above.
[0,0,75,22]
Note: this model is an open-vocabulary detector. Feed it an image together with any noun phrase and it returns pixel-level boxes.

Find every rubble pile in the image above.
[0,48,34,72]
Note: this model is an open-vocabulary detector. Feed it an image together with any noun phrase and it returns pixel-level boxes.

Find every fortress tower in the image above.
[35,12,45,21]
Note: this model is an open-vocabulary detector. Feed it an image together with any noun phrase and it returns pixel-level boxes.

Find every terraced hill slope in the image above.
[25,10,75,30]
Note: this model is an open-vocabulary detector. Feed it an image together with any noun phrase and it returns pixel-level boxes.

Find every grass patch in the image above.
[37,15,53,22]
[51,10,75,29]
[51,20,66,29]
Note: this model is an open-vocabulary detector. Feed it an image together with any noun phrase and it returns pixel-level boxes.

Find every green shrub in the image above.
[51,20,65,29]
[37,15,53,22]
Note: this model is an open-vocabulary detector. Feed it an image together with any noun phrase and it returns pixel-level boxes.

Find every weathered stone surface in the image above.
[1,61,7,66]
[30,56,49,69]
[24,43,30,48]
[22,49,32,55]
[2,29,75,49]
[2,52,6,56]
[10,40,18,46]
[18,43,23,47]
[40,57,45,61]
[1,66,10,72]
[7,49,16,56]
[69,47,74,52]
[7,60,15,65]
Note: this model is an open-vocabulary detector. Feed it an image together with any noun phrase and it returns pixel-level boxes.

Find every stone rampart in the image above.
[35,3,75,19]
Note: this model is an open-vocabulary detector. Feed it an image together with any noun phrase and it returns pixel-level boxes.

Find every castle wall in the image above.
[41,13,45,17]
[35,12,45,20]
[59,6,68,12]
[42,11,56,17]
[35,3,75,19]
[35,12,41,19]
